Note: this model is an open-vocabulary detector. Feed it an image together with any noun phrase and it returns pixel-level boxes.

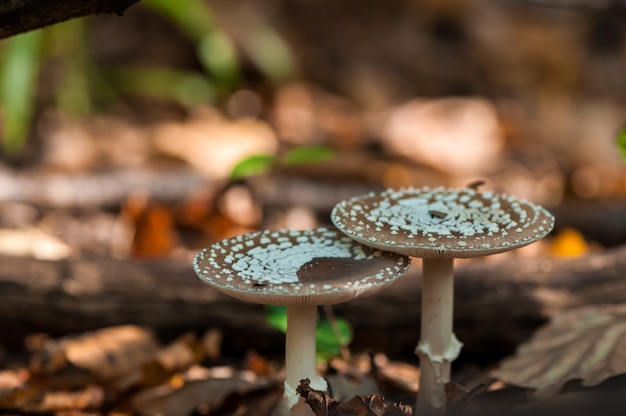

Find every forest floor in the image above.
[1,0,626,415]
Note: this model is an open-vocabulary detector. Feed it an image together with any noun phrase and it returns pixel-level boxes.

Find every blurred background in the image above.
[0,0,625,272]
[0,1,625,414]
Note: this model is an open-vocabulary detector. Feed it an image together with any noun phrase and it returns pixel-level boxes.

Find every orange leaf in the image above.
[493,304,626,398]
[128,202,178,258]
[551,228,588,258]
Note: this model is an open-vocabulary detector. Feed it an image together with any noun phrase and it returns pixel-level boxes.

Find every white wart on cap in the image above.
[331,187,555,259]
[193,227,411,305]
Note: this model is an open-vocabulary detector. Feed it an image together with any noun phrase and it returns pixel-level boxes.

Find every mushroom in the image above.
[192,227,411,416]
[331,187,554,416]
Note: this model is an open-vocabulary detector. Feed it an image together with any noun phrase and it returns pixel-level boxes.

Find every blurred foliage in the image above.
[265,305,288,333]
[230,154,277,180]
[618,126,626,164]
[48,20,96,117]
[143,0,241,90]
[0,0,295,155]
[284,146,335,166]
[265,305,354,361]
[230,146,336,180]
[0,30,42,154]
[314,317,353,361]
[143,0,294,84]
[243,24,294,82]
[104,66,215,106]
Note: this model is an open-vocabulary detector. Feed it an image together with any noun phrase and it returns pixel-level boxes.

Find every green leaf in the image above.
[315,317,353,356]
[197,31,241,88]
[1,30,42,154]
[265,306,353,361]
[103,65,215,106]
[244,25,294,82]
[617,126,626,164]
[265,305,288,333]
[49,19,93,117]
[143,0,240,89]
[143,0,214,39]
[284,145,335,166]
[230,154,277,180]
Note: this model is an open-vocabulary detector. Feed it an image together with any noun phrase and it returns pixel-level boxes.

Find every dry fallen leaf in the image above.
[0,369,32,409]
[19,385,105,413]
[29,326,159,385]
[373,353,420,394]
[0,227,73,260]
[132,367,276,416]
[245,350,275,378]
[201,328,223,362]
[271,82,364,148]
[122,197,179,259]
[152,107,278,179]
[297,378,412,416]
[492,304,626,398]
[380,98,504,177]
[444,381,492,416]
[0,367,104,414]
[141,333,204,386]
[550,227,589,258]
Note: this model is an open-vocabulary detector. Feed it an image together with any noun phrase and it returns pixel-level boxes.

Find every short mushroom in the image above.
[331,187,554,416]
[192,227,411,416]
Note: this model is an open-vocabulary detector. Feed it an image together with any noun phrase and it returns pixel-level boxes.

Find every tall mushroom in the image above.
[193,227,411,416]
[331,187,554,416]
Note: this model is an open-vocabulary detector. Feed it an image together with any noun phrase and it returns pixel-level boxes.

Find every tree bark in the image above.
[0,0,140,39]
[0,168,216,209]
[2,167,625,247]
[1,246,625,360]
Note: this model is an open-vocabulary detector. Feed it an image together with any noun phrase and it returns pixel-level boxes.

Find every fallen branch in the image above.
[0,0,140,39]
[0,168,216,208]
[1,246,625,360]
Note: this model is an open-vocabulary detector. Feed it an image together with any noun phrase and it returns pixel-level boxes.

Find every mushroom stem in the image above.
[415,258,461,416]
[284,304,327,416]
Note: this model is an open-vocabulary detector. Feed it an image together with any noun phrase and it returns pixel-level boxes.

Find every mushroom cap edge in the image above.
[331,187,555,259]
[192,227,411,305]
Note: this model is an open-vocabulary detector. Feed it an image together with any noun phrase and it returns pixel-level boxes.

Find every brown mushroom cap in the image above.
[193,227,411,305]
[331,187,555,259]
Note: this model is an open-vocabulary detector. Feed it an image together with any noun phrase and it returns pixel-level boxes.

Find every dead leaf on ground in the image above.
[445,381,492,415]
[296,378,412,416]
[29,326,159,385]
[132,366,277,416]
[122,196,179,259]
[326,374,381,404]
[19,385,105,413]
[492,304,626,398]
[550,227,589,258]
[201,328,223,362]
[0,369,31,408]
[141,333,204,386]
[245,350,276,378]
[372,353,420,394]
[379,98,504,177]
[152,107,278,179]
[0,367,104,414]
[271,82,364,148]
[0,227,73,260]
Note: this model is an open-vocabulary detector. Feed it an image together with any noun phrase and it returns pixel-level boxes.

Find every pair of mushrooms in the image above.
[193,186,554,416]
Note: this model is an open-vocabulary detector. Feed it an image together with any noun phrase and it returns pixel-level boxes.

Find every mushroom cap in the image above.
[193,227,411,306]
[331,187,555,259]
